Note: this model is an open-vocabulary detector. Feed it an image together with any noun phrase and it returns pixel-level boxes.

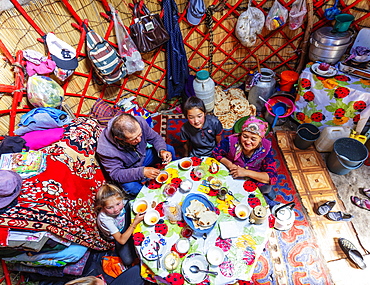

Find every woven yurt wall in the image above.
[0,0,369,136]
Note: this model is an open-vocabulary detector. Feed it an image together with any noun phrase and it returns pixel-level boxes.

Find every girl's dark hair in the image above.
[182,97,206,117]
[95,183,126,214]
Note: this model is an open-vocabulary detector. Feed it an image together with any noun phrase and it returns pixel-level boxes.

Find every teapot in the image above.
[249,205,269,225]
[272,202,295,231]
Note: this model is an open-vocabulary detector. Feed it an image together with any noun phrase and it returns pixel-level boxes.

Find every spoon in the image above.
[154,241,160,270]
[202,233,207,253]
[189,265,218,276]
[258,96,273,107]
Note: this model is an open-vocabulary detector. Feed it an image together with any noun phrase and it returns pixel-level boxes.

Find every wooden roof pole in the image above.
[297,0,313,74]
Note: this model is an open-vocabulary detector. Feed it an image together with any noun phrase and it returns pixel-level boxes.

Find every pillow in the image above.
[21,128,64,150]
[89,98,125,127]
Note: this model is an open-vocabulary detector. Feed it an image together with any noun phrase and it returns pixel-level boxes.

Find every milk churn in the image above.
[248,68,276,113]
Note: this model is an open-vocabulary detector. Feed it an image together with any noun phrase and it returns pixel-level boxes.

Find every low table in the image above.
[132,157,272,285]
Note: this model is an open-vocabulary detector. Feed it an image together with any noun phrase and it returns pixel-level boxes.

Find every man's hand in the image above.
[144,167,161,179]
[160,150,172,164]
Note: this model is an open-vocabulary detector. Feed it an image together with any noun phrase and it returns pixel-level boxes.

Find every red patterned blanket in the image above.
[0,118,111,251]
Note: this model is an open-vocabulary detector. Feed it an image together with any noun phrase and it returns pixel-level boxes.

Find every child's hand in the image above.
[134,212,145,224]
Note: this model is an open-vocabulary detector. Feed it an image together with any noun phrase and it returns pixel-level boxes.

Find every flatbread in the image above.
[185,199,218,230]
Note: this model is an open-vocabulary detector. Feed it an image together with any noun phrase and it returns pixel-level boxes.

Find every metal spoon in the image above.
[202,233,207,253]
[189,265,218,276]
[154,241,160,270]
[258,96,273,107]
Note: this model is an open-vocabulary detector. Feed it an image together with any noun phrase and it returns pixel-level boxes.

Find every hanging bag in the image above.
[110,4,145,74]
[289,0,307,30]
[84,24,127,84]
[129,1,170,53]
[235,0,265,47]
[265,0,288,31]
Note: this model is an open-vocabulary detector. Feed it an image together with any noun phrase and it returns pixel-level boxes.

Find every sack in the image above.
[235,6,265,47]
[129,2,170,53]
[110,4,145,74]
[85,27,127,84]
[265,0,288,30]
[289,0,307,30]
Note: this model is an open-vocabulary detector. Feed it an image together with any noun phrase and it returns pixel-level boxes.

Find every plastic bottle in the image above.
[193,70,215,112]
[314,126,351,152]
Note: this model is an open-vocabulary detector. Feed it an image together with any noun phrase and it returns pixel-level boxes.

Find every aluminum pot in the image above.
[309,27,355,64]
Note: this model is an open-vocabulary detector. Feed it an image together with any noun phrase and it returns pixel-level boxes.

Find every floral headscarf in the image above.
[241,116,268,138]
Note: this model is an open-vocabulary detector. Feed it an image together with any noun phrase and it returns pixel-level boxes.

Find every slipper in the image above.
[351,196,370,211]
[326,211,353,221]
[361,188,370,199]
[316,200,336,215]
[338,238,367,270]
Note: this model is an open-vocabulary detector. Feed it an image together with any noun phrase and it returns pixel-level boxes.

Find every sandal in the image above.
[351,196,370,211]
[339,238,367,270]
[361,188,370,199]
[326,211,353,221]
[316,200,336,215]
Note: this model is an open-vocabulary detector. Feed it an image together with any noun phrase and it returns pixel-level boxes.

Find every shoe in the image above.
[326,211,353,221]
[316,200,336,215]
[338,238,367,270]
[361,188,370,199]
[351,196,370,211]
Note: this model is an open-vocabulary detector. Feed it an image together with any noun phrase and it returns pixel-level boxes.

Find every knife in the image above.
[154,276,171,285]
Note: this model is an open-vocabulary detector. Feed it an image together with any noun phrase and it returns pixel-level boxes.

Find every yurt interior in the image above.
[1,0,370,284]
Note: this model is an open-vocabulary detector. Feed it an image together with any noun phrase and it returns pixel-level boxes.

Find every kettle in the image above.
[272,202,295,231]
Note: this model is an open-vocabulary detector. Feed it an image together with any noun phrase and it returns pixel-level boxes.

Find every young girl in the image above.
[180,96,223,157]
[95,183,145,267]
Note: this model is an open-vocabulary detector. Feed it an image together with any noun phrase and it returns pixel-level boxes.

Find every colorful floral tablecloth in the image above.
[132,157,272,285]
[294,63,370,133]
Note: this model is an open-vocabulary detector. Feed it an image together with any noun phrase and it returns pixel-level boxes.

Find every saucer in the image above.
[311,63,337,78]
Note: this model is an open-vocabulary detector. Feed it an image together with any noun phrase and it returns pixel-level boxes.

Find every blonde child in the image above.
[180,97,223,157]
[95,184,144,267]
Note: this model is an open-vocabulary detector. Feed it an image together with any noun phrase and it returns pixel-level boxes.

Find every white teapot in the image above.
[272,202,295,231]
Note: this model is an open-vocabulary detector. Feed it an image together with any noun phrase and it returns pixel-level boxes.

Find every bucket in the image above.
[333,137,368,167]
[333,14,355,33]
[264,95,295,127]
[193,70,215,112]
[294,123,320,149]
[280,71,299,92]
[327,150,364,175]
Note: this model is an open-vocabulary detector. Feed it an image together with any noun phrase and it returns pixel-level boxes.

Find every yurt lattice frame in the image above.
[0,0,369,136]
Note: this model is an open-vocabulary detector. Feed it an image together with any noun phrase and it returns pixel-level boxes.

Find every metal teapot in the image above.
[272,202,295,231]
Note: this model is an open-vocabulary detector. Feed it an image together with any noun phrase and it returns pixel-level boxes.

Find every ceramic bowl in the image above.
[156,171,169,184]
[132,199,148,214]
[179,158,193,170]
[206,246,225,266]
[235,204,249,220]
[144,210,160,226]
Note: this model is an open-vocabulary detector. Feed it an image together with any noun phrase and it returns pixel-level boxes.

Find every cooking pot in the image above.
[272,202,295,231]
[309,27,355,64]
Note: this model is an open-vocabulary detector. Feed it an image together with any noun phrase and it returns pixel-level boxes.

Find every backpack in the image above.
[85,28,127,84]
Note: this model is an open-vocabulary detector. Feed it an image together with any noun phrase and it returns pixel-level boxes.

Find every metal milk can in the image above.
[248,68,276,113]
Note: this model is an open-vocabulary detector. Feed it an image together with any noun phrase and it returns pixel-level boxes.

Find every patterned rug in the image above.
[155,114,332,285]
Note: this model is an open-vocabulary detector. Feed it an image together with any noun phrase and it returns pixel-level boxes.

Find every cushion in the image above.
[21,128,64,150]
[89,98,125,127]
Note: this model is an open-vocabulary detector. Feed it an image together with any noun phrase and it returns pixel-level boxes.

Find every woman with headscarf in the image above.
[212,116,278,200]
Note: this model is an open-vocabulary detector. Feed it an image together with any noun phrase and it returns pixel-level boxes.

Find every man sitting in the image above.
[97,114,176,196]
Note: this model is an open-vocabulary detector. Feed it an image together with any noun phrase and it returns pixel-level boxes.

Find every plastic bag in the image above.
[235,4,265,47]
[110,4,145,74]
[265,0,288,30]
[289,0,307,30]
[27,75,64,108]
